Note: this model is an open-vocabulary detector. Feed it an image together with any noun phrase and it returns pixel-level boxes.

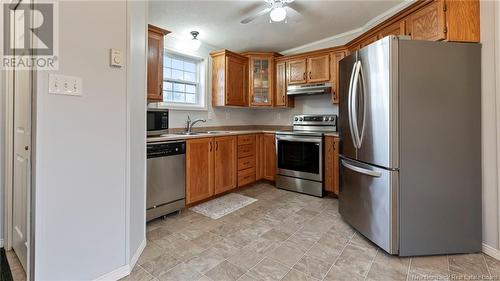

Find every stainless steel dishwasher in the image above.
[146,140,186,221]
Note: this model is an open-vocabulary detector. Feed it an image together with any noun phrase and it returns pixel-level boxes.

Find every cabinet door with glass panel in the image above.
[247,53,275,107]
[163,52,203,108]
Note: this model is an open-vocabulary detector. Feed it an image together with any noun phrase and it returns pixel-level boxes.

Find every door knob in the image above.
[24,146,29,151]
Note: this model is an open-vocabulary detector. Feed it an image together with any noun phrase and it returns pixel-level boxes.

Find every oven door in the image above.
[276,134,323,181]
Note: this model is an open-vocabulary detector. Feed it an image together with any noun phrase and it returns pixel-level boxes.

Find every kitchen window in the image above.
[162,51,205,109]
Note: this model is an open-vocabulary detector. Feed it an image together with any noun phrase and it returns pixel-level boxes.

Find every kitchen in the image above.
[1,0,498,280]
[141,1,486,281]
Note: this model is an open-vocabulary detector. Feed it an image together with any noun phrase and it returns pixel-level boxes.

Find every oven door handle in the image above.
[276,136,322,143]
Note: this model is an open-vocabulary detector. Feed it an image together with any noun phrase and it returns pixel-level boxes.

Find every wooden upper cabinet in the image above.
[275,62,287,107]
[330,51,345,104]
[274,61,294,108]
[226,55,247,106]
[348,44,360,55]
[445,0,480,42]
[211,50,248,107]
[186,138,214,204]
[360,34,379,48]
[287,59,307,85]
[246,53,275,107]
[408,0,446,41]
[307,54,330,83]
[379,20,406,38]
[214,136,237,194]
[147,25,169,102]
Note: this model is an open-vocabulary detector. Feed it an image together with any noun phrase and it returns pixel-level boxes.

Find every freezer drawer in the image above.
[339,157,398,254]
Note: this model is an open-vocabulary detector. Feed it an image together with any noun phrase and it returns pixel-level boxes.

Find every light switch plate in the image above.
[110,48,123,67]
[49,74,83,96]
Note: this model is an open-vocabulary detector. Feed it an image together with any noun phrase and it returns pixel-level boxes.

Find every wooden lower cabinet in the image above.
[324,136,340,195]
[186,138,215,204]
[214,136,237,194]
[186,136,237,204]
[255,134,275,181]
[262,134,276,181]
[237,135,257,187]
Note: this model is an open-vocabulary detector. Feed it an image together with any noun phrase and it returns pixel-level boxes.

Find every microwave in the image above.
[147,108,169,136]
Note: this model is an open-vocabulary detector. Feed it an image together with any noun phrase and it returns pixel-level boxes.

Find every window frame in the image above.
[160,50,207,110]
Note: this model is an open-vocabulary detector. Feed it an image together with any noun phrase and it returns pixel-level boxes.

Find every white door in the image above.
[12,68,31,271]
[11,5,31,271]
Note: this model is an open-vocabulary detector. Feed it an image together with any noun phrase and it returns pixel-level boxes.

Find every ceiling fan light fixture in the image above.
[270,6,286,22]
[188,31,201,51]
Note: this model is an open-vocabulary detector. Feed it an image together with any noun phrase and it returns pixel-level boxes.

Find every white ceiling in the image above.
[148,0,407,53]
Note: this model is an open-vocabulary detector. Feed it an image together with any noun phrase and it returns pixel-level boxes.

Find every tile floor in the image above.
[6,250,27,281]
[125,182,499,281]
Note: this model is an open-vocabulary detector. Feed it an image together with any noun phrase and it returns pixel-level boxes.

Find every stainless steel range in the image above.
[275,114,337,197]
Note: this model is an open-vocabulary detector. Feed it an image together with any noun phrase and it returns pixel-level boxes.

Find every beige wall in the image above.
[33,1,145,279]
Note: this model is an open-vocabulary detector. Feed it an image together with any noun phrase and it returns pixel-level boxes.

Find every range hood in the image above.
[287,82,332,96]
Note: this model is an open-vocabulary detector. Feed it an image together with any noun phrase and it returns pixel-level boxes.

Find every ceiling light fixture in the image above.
[270,4,287,22]
[188,31,201,51]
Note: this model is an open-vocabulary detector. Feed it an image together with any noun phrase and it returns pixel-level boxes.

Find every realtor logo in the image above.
[1,1,58,70]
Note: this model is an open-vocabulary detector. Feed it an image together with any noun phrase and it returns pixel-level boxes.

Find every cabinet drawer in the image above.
[238,155,255,171]
[238,167,256,186]
[238,143,255,158]
[238,135,256,146]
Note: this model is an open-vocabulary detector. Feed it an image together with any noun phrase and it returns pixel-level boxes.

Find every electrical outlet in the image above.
[49,74,82,96]
[207,111,214,120]
[277,112,281,120]
[225,112,230,120]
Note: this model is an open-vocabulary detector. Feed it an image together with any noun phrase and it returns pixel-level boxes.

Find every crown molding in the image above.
[279,0,415,55]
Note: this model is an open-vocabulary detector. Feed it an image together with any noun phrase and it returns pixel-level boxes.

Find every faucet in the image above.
[186,115,206,133]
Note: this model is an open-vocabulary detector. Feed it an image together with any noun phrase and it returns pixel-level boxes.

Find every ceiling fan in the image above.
[240,0,299,24]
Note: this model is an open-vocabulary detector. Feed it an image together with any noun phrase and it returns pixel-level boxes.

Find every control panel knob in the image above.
[299,117,304,121]
[294,117,299,121]
[323,117,328,121]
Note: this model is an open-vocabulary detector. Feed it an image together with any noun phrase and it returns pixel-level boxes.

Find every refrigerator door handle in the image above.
[341,159,382,178]
[351,61,362,149]
[348,61,360,148]
[357,62,367,148]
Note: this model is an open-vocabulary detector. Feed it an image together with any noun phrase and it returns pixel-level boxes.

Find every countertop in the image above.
[147,125,339,143]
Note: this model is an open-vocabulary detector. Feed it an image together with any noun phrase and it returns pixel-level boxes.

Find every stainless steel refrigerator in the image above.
[338,36,481,256]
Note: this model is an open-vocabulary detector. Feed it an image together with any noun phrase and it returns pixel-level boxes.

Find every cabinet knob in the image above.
[309,71,312,80]
[303,73,306,80]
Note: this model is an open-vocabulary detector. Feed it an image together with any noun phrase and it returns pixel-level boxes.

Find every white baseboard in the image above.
[94,239,146,281]
[129,239,146,272]
[94,264,130,281]
[483,243,500,260]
